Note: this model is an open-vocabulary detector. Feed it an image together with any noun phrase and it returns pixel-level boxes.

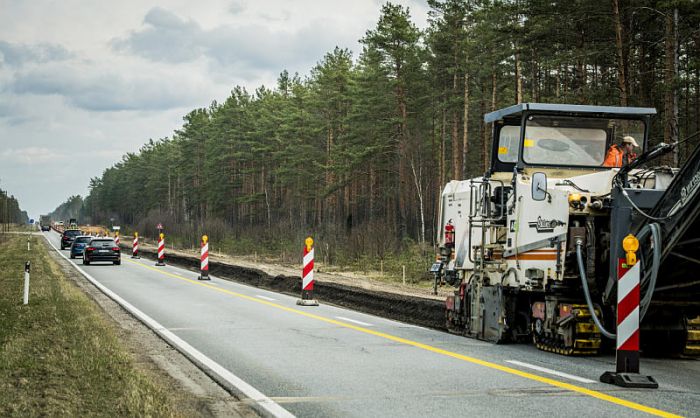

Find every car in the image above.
[69,236,93,259]
[41,225,51,232]
[83,238,121,265]
[60,229,82,250]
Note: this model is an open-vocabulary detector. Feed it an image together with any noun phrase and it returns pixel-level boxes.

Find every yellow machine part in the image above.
[534,304,601,356]
[685,316,700,356]
[81,225,109,236]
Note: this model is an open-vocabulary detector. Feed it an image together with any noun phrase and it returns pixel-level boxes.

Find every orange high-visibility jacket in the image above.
[603,145,636,167]
[603,145,624,167]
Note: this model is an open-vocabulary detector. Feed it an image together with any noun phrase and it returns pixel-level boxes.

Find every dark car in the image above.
[60,229,82,249]
[41,225,51,232]
[83,238,121,265]
[69,236,93,259]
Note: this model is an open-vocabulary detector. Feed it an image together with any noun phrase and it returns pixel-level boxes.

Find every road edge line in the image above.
[42,232,294,418]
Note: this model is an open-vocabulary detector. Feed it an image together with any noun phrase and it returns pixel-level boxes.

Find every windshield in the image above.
[522,115,645,167]
[75,237,92,244]
[64,230,82,237]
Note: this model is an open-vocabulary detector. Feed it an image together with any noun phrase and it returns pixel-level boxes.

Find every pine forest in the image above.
[58,0,700,274]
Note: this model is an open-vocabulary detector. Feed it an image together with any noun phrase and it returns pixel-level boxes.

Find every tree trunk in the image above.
[440,105,446,185]
[452,72,460,180]
[612,0,628,106]
[515,50,523,104]
[664,8,679,164]
[462,70,469,179]
[409,157,425,244]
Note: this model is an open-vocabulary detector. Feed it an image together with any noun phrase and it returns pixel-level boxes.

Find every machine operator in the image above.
[603,135,639,167]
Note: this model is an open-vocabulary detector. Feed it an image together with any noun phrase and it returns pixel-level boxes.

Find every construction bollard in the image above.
[27,237,30,251]
[600,243,657,388]
[198,235,210,280]
[132,232,140,259]
[155,233,166,266]
[297,237,318,306]
[23,261,30,305]
[115,231,120,247]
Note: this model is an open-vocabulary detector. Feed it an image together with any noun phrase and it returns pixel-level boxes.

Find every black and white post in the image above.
[23,261,30,305]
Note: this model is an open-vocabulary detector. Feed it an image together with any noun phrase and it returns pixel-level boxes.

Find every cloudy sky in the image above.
[0,0,429,218]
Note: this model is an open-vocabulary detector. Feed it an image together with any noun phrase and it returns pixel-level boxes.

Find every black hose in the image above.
[574,224,661,339]
[576,240,616,339]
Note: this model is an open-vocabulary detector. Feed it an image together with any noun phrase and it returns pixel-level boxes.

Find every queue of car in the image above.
[57,229,121,266]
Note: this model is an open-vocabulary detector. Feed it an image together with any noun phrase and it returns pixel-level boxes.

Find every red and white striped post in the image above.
[131,232,140,259]
[115,231,120,246]
[198,235,210,280]
[600,234,657,388]
[297,236,318,306]
[155,232,166,266]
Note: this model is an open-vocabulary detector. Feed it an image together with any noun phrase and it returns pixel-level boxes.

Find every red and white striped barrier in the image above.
[115,231,120,246]
[616,260,640,354]
[600,255,657,388]
[198,235,210,280]
[132,232,140,259]
[297,236,318,306]
[155,233,165,266]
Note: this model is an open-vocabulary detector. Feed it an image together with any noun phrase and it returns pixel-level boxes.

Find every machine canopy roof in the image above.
[484,103,657,123]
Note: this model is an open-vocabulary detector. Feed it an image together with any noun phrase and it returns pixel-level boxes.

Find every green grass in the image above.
[0,233,183,416]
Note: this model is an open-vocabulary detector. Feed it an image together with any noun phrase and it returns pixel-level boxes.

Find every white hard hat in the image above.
[622,135,639,147]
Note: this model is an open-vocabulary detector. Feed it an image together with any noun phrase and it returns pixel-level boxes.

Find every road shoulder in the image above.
[42,235,257,418]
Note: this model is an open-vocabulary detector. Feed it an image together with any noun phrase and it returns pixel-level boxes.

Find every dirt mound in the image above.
[133,246,447,331]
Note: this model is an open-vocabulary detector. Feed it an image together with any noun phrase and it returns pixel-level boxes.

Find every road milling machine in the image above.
[432,103,700,356]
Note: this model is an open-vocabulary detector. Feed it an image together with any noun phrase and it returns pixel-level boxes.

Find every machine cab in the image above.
[484,103,656,175]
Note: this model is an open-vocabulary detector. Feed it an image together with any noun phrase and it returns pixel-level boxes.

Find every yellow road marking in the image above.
[125,259,681,418]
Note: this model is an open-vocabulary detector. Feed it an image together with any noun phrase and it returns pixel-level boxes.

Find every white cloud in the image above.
[0,147,57,164]
[9,58,212,111]
[0,0,430,218]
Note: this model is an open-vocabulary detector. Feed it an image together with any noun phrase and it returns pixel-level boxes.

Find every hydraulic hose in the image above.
[636,223,661,320]
[574,223,662,340]
[576,240,616,339]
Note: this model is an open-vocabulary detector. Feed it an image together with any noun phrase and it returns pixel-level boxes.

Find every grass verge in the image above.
[0,233,183,416]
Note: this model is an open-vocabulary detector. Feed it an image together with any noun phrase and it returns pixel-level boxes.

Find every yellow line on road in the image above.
[125,258,681,418]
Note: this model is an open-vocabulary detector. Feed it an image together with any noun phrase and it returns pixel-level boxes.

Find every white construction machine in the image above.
[432,103,700,356]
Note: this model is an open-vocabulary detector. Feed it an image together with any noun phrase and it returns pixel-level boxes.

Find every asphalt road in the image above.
[44,231,699,418]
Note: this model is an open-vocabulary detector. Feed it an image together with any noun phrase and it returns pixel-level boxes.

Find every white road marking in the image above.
[256,295,277,301]
[43,233,295,418]
[335,316,373,327]
[505,360,596,384]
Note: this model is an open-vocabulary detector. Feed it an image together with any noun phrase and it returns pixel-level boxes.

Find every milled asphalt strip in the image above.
[124,256,683,418]
[505,360,597,384]
[42,234,294,418]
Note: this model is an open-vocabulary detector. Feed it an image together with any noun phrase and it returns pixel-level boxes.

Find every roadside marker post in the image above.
[132,232,140,259]
[198,235,210,280]
[600,235,657,389]
[23,261,30,305]
[115,231,120,246]
[156,233,166,266]
[297,236,318,306]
